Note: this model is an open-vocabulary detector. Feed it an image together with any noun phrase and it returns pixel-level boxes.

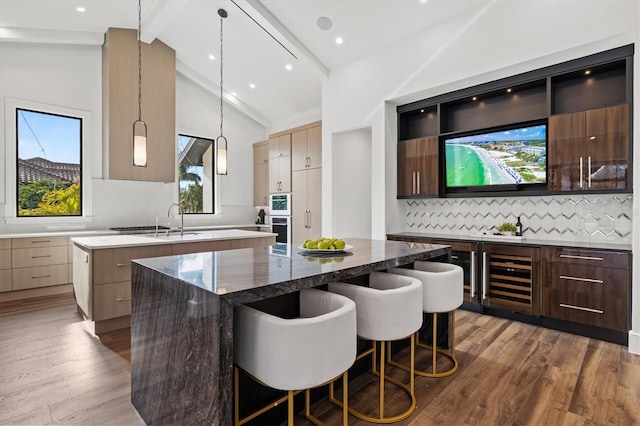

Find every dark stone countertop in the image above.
[132,238,451,305]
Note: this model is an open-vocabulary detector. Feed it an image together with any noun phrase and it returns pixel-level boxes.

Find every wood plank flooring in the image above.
[1,294,639,425]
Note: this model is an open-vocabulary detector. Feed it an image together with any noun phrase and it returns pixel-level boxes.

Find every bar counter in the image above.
[130,238,450,425]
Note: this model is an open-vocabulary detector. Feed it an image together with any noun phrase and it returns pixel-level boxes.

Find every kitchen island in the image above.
[72,229,275,334]
[130,238,450,425]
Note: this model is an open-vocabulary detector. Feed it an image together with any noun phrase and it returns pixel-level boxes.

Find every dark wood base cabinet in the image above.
[541,247,630,332]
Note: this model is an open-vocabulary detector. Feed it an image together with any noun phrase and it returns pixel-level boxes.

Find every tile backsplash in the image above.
[404,194,632,243]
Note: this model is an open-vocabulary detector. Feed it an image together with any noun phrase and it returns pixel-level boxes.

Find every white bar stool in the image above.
[388,260,464,378]
[328,272,423,423]
[233,288,357,425]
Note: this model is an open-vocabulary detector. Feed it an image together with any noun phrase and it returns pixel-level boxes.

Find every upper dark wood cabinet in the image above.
[397,136,438,198]
[548,104,629,192]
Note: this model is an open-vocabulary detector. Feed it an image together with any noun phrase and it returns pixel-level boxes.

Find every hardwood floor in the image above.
[1,294,639,425]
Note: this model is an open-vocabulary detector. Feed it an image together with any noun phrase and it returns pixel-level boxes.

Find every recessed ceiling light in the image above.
[472,96,477,101]
[420,109,424,113]
[335,37,344,45]
[317,16,333,30]
[507,88,512,93]
[209,54,215,60]
[76,6,86,12]
[585,70,591,75]
[419,0,428,3]
[249,83,256,89]
[285,64,292,71]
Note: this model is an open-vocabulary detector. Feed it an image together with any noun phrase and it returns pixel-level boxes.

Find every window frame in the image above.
[175,129,221,218]
[3,97,93,224]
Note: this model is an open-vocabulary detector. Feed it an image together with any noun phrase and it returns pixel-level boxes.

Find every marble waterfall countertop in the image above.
[130,238,451,425]
[72,229,276,250]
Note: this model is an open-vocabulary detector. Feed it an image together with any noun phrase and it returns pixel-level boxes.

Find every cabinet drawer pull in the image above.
[559,254,603,261]
[559,303,603,314]
[31,240,51,244]
[116,297,132,302]
[579,156,583,189]
[451,255,458,260]
[417,171,420,193]
[32,274,51,279]
[116,263,131,267]
[31,255,52,259]
[559,275,604,284]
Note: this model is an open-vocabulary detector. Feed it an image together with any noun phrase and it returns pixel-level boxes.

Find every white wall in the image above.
[0,42,267,235]
[320,0,640,351]
[332,128,371,238]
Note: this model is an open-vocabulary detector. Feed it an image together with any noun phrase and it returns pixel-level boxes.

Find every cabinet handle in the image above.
[579,156,583,189]
[412,172,416,194]
[31,255,51,259]
[587,156,591,188]
[31,240,51,244]
[559,254,603,261]
[482,252,487,300]
[32,274,51,279]
[308,210,311,229]
[116,263,131,267]
[264,196,267,205]
[451,255,458,260]
[116,297,132,302]
[560,275,604,284]
[417,171,420,194]
[560,303,603,314]
[470,251,476,298]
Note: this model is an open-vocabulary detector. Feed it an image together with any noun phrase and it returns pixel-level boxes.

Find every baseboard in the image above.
[0,284,73,303]
[629,330,640,355]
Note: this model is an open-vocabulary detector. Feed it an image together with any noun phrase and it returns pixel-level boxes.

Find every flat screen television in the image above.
[444,121,547,194]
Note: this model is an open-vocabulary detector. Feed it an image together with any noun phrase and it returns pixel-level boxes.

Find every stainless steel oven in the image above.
[270,216,291,244]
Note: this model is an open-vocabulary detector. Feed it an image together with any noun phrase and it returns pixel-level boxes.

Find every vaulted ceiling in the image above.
[0,0,491,127]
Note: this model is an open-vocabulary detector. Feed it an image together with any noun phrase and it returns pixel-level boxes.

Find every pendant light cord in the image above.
[219,13,224,137]
[137,0,142,122]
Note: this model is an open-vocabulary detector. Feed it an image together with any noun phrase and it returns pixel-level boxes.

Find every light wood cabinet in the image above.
[12,264,69,291]
[269,134,291,193]
[548,104,629,191]
[292,168,322,244]
[9,236,70,292]
[253,141,269,206]
[93,245,172,285]
[397,136,439,198]
[541,247,629,331]
[0,241,11,292]
[0,270,11,293]
[102,28,176,183]
[93,281,132,321]
[0,248,11,271]
[292,125,322,171]
[0,239,11,250]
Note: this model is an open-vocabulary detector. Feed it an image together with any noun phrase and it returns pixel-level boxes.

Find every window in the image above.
[16,109,82,217]
[178,134,215,214]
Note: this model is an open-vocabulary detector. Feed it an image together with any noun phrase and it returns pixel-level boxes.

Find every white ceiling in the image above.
[0,0,490,128]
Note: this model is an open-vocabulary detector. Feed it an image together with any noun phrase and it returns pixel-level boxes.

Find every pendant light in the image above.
[216,8,228,175]
[133,0,147,167]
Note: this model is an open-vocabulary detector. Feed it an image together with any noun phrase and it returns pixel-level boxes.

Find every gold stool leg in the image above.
[379,341,385,420]
[288,390,294,426]
[432,312,438,375]
[343,371,349,426]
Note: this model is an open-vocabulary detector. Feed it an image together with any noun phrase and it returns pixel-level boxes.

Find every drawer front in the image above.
[12,264,70,290]
[0,239,10,250]
[171,240,231,255]
[544,247,629,269]
[0,270,11,292]
[12,236,69,249]
[93,281,131,321]
[542,288,628,331]
[12,247,68,269]
[93,245,171,285]
[0,249,10,270]
[544,263,628,299]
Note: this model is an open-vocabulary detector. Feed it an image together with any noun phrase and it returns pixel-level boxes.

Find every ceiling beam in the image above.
[0,27,104,45]
[141,0,190,44]
[176,60,271,128]
[235,0,329,80]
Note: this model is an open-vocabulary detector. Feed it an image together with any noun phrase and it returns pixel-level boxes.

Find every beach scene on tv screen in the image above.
[446,125,547,187]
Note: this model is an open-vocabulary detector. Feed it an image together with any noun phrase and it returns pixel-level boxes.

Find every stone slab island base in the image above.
[130,238,450,425]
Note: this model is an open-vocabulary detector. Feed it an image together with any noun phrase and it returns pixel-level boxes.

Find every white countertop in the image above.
[72,229,276,250]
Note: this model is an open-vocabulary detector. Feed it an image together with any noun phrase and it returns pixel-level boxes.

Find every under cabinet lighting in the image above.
[472,96,477,101]
[420,109,424,113]
[585,70,591,75]
[507,88,512,93]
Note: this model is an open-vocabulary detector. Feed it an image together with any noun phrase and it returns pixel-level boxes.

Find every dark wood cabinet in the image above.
[481,244,540,316]
[548,104,629,192]
[541,247,630,331]
[397,136,438,198]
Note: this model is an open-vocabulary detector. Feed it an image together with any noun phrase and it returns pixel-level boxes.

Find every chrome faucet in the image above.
[167,203,184,236]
